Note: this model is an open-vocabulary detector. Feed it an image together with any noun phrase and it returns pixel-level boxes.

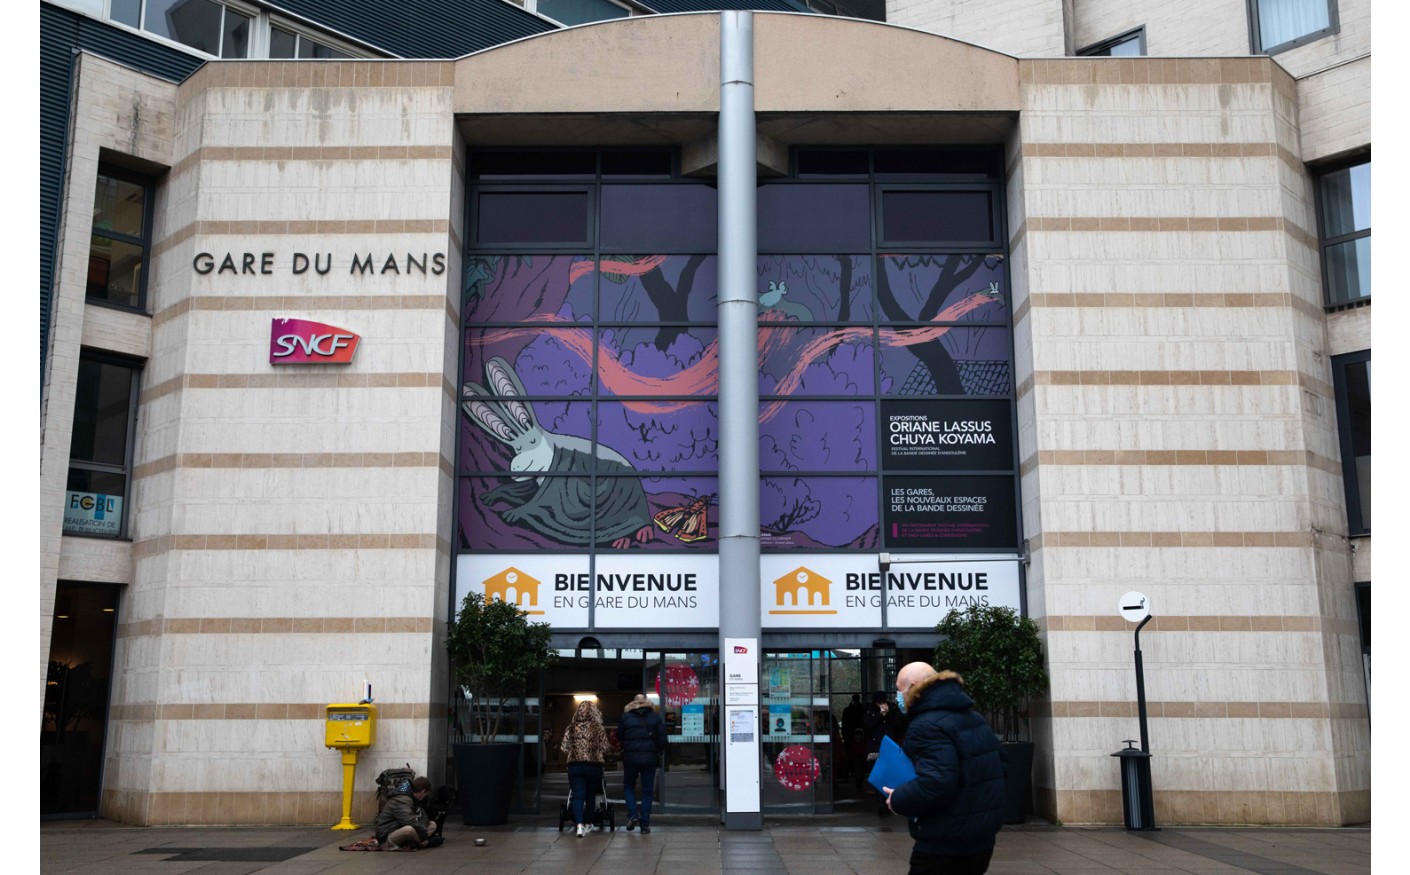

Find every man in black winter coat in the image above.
[881,663,1006,875]
[615,693,667,833]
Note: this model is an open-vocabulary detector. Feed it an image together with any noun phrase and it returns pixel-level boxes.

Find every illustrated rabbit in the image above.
[462,357,654,548]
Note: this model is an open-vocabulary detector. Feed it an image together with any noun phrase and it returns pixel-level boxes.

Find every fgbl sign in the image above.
[270,318,360,364]
[64,492,122,535]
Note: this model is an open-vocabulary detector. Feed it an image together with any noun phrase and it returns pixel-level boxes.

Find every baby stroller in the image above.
[557,775,616,832]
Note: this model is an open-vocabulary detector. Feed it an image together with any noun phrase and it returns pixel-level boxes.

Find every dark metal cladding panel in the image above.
[266,0,557,58]
[39,4,204,378]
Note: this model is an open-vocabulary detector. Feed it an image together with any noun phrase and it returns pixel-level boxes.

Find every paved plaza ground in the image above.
[41,812,1370,875]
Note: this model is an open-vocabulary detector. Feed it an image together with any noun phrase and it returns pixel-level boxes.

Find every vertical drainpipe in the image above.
[718,10,762,829]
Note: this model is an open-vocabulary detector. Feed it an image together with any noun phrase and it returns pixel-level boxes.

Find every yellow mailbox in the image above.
[325,703,378,830]
[325,703,378,749]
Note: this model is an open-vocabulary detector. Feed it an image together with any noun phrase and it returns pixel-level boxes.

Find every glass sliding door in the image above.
[760,650,836,813]
[651,650,719,812]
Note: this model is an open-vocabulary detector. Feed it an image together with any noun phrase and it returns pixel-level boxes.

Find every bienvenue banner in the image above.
[455,553,1020,631]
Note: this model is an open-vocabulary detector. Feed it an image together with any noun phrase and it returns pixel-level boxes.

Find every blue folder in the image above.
[867,734,917,794]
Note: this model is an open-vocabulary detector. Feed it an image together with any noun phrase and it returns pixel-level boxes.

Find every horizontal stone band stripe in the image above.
[133,451,448,480]
[173,144,454,175]
[1036,369,1293,385]
[1021,448,1341,475]
[1042,788,1365,827]
[187,59,455,91]
[154,219,462,256]
[1029,215,1286,233]
[1045,614,1357,635]
[152,294,449,328]
[110,702,437,721]
[1034,700,1367,720]
[1028,531,1318,549]
[131,533,450,558]
[141,372,446,404]
[1020,56,1285,87]
[153,219,453,257]
[1024,142,1278,159]
[1016,370,1334,399]
[118,616,435,639]
[1012,292,1327,326]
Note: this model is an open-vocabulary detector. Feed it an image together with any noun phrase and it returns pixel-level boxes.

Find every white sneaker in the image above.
[575,823,586,838]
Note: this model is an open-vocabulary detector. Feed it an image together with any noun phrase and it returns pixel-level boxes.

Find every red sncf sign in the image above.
[269,318,360,364]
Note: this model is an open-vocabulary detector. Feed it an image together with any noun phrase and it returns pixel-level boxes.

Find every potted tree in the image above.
[446,591,556,825]
[932,603,1049,824]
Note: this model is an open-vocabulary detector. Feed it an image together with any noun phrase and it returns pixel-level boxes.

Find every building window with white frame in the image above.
[1317,158,1370,307]
[1249,0,1337,53]
[527,0,632,26]
[269,22,352,58]
[1077,27,1145,56]
[111,0,253,57]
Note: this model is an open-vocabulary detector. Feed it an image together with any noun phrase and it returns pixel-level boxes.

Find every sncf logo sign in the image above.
[270,318,360,364]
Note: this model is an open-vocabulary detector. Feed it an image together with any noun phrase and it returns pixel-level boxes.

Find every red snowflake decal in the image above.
[773,745,820,792]
[655,663,701,707]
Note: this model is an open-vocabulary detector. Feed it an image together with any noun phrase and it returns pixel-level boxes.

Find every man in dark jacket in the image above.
[882,663,1006,875]
[615,693,667,833]
[375,776,435,850]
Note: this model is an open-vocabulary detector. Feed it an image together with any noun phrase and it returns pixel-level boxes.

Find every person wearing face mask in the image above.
[880,662,1006,875]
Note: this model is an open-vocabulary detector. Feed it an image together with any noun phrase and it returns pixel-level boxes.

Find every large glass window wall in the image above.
[459,148,1018,558]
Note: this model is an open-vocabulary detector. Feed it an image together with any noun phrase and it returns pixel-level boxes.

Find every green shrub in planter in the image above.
[447,592,556,743]
[933,603,1048,742]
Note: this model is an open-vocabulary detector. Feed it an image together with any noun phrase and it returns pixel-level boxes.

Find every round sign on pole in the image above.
[1119,592,1150,622]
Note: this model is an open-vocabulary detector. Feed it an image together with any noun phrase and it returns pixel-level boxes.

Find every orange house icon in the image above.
[483,567,544,615]
[768,567,837,615]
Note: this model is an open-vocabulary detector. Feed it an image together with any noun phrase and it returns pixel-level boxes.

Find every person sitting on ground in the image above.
[376,776,436,850]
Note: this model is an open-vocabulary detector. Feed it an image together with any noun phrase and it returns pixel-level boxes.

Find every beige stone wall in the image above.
[887,0,1065,56]
[40,54,178,708]
[1070,0,1249,56]
[97,59,461,826]
[1296,56,1370,164]
[1014,56,1369,825]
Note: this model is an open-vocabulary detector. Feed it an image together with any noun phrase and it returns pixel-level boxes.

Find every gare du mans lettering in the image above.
[192,250,447,276]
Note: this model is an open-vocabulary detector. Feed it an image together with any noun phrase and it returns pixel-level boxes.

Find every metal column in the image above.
[717,9,762,831]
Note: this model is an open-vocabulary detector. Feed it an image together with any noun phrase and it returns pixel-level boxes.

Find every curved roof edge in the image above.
[454,12,1020,117]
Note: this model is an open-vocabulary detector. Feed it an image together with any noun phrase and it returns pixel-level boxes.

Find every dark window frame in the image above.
[1077,26,1147,56]
[875,183,1003,251]
[1248,0,1339,55]
[1330,349,1370,536]
[64,350,142,540]
[469,184,597,251]
[1314,154,1371,310]
[1355,580,1369,713]
[87,167,154,314]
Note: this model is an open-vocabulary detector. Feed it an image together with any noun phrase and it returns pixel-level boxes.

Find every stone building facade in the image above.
[40,6,1370,827]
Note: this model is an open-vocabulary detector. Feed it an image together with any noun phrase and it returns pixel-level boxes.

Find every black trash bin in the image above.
[1110,743,1155,830]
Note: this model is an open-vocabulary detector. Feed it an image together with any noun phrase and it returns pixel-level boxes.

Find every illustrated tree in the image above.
[876,254,989,394]
[638,254,707,350]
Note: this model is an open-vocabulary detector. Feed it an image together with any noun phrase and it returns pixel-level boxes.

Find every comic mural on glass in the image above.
[459,250,1015,552]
